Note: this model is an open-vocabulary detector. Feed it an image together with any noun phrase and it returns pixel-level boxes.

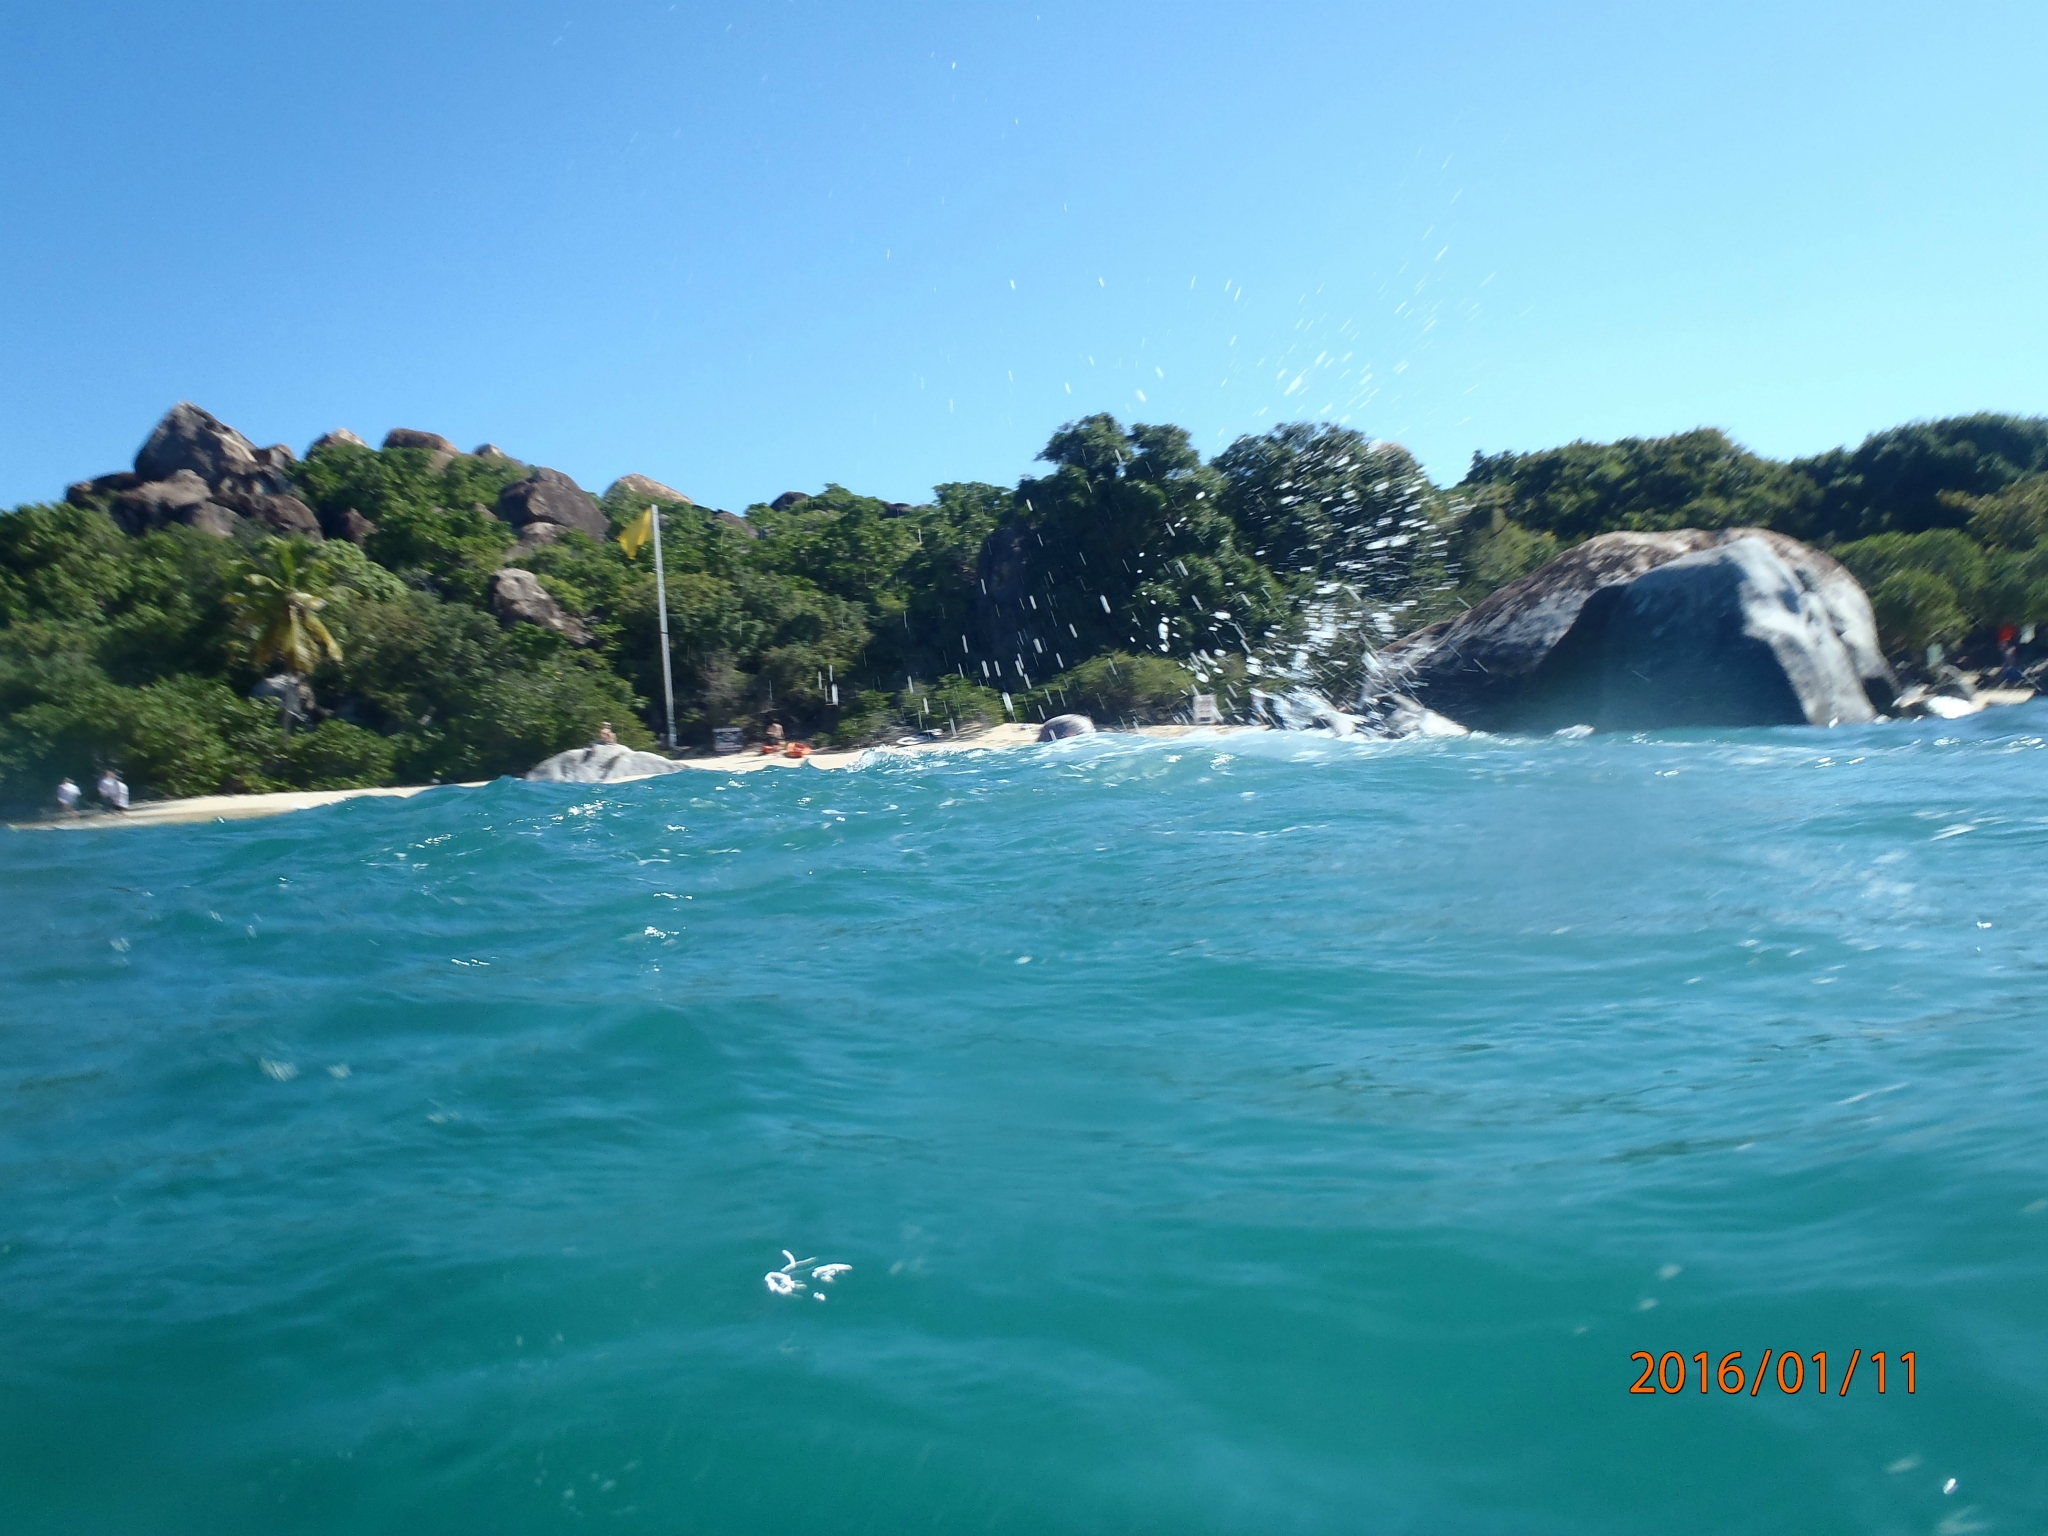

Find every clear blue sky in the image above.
[3,1,2043,512]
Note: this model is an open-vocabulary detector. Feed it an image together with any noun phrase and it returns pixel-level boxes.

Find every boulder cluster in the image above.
[66,402,728,647]
[67,402,709,549]
[69,403,323,540]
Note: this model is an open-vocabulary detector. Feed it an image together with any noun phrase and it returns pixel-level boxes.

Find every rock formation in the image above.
[770,491,810,511]
[63,403,324,540]
[525,742,683,783]
[605,474,691,505]
[66,471,141,507]
[382,428,458,454]
[1373,529,1896,732]
[380,428,460,473]
[308,429,367,455]
[212,484,323,538]
[489,567,591,644]
[109,471,226,535]
[495,467,607,541]
[135,402,263,486]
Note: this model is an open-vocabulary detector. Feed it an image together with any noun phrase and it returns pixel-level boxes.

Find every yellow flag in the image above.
[617,506,655,560]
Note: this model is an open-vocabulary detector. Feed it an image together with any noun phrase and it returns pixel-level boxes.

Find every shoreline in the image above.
[12,691,2036,830]
[9,724,1249,830]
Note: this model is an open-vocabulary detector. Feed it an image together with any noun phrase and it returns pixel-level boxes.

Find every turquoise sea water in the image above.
[4,710,2047,1533]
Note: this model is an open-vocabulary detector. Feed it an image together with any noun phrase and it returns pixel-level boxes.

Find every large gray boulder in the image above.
[214,488,322,538]
[134,402,262,486]
[1376,529,1895,731]
[496,467,607,540]
[307,429,367,455]
[489,567,591,643]
[109,470,237,536]
[1594,539,1882,728]
[382,428,459,454]
[525,742,683,783]
[605,474,691,505]
[1037,713,1096,741]
[66,471,142,507]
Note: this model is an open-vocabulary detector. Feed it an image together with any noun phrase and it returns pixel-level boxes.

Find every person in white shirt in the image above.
[55,777,81,814]
[95,768,129,812]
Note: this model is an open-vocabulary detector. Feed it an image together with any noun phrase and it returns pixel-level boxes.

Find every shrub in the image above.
[1869,569,1968,655]
[1028,651,1194,725]
[276,719,398,790]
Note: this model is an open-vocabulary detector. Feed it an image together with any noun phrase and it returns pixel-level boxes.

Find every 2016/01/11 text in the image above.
[1629,1350,1915,1396]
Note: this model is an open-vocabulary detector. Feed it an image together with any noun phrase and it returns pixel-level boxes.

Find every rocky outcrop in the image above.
[66,404,325,540]
[1375,529,1896,732]
[489,567,591,643]
[605,474,691,505]
[496,467,607,540]
[770,491,810,511]
[308,429,367,455]
[135,402,264,486]
[712,510,759,538]
[110,470,229,535]
[185,501,242,537]
[338,509,377,544]
[473,443,514,460]
[525,742,683,783]
[1591,540,1881,728]
[382,428,459,454]
[66,471,142,508]
[214,488,322,537]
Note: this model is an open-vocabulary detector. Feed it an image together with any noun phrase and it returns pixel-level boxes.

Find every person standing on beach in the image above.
[55,777,81,815]
[96,768,129,812]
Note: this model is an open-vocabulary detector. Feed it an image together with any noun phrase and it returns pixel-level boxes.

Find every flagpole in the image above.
[650,504,677,751]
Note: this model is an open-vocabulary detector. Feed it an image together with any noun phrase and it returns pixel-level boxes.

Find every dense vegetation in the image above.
[3,409,2043,810]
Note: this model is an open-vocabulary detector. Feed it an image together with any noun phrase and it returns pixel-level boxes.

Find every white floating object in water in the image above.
[766,1249,849,1298]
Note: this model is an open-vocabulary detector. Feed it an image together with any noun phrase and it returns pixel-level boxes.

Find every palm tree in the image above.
[230,538,342,680]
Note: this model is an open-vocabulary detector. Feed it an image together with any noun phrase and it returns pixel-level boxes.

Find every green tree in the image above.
[228,538,342,679]
[1869,570,1968,655]
[985,416,1280,688]
[1026,651,1197,725]
[1794,415,2048,540]
[1460,429,1816,543]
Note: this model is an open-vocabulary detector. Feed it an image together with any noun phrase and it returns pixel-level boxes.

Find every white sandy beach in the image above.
[12,723,1252,829]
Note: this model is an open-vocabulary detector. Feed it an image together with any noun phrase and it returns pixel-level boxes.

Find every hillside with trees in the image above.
[2,405,2044,810]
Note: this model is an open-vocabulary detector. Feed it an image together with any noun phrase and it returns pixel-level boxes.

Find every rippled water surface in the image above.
[5,709,2047,1533]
